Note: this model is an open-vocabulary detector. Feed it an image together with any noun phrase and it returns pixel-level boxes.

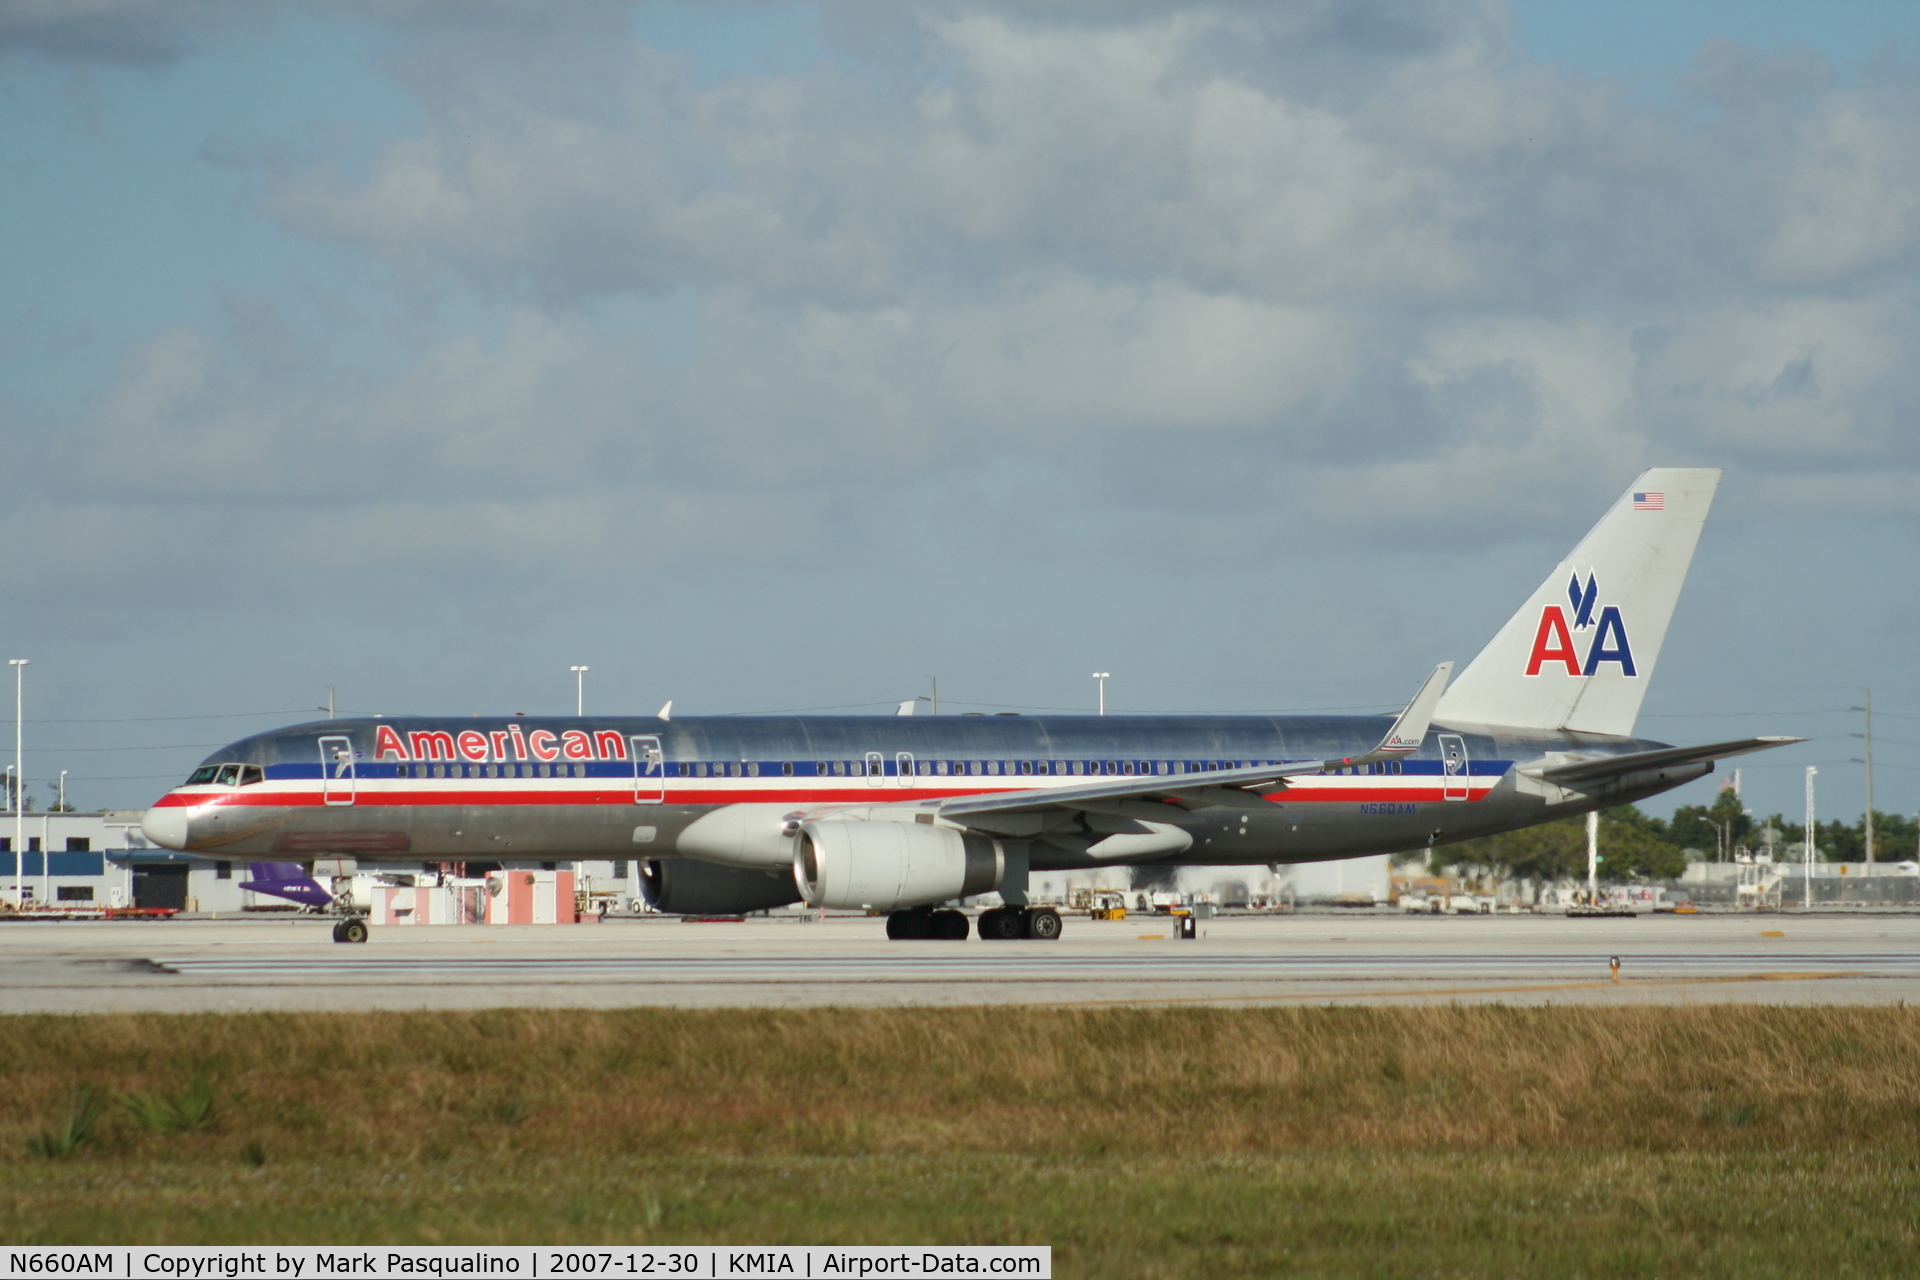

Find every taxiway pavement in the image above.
[3,911,1919,1013]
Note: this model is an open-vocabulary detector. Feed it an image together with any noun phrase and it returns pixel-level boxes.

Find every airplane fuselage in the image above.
[142,713,1701,871]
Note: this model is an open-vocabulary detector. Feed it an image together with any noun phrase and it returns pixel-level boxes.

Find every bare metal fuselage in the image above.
[142,713,1702,873]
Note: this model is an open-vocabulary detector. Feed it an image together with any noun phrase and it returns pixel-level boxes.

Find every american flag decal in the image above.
[1633,492,1664,511]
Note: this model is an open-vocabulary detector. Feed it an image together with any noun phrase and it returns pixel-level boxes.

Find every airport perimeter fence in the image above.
[1665,874,1920,907]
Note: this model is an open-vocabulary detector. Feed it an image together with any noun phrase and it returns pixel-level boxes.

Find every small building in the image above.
[1,813,642,919]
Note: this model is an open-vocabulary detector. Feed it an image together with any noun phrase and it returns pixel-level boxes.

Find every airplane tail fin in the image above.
[1432,468,1720,737]
[240,861,334,909]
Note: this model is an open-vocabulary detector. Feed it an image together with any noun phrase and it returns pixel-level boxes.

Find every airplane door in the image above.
[631,736,664,804]
[319,734,355,807]
[1439,734,1469,802]
[896,752,915,786]
[865,751,885,787]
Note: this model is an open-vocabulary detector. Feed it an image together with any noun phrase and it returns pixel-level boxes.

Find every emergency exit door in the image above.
[1438,734,1469,802]
[318,735,355,806]
[631,736,664,804]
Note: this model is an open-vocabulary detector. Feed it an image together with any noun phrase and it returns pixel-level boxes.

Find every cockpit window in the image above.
[187,763,263,786]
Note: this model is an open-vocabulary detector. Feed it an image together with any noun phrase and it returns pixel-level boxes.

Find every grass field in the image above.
[3,1006,1918,1276]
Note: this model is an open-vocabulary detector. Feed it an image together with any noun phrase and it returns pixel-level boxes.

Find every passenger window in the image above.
[432,765,445,779]
[485,765,497,778]
[574,764,586,777]
[782,762,794,776]
[537,764,550,777]
[747,762,760,777]
[935,761,949,775]
[1018,760,1032,775]
[832,761,846,776]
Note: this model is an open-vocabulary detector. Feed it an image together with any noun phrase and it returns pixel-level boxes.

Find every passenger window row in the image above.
[409,763,588,779]
[189,757,1410,786]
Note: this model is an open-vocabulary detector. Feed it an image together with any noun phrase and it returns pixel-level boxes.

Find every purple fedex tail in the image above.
[239,862,334,910]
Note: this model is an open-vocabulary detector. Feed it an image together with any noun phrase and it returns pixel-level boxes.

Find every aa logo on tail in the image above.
[1524,571,1637,677]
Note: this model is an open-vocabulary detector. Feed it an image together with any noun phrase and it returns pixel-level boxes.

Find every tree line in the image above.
[1432,791,1920,883]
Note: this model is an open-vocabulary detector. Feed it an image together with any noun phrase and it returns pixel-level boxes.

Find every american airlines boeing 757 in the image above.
[142,469,1799,941]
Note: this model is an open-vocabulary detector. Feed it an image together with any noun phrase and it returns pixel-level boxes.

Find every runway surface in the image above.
[4,910,1920,1012]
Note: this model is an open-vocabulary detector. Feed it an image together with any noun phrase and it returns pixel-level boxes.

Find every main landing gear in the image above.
[885,908,970,940]
[885,906,1063,941]
[978,906,1062,941]
[331,916,369,944]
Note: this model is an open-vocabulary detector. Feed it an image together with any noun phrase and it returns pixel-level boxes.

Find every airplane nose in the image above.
[141,805,191,851]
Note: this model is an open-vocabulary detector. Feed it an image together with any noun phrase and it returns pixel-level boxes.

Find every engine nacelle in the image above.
[638,858,802,915]
[794,819,1003,912]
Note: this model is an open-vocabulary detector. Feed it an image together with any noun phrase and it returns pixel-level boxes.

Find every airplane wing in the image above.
[1528,736,1804,786]
[934,662,1453,821]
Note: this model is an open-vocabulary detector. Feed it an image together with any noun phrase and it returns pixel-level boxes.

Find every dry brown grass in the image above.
[3,1006,1919,1272]
[1,1004,1916,1159]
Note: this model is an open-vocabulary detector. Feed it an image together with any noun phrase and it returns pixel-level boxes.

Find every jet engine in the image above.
[638,858,803,915]
[794,819,1003,912]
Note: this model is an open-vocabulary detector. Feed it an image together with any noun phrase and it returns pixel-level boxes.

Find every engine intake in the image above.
[794,819,1003,912]
[638,858,802,915]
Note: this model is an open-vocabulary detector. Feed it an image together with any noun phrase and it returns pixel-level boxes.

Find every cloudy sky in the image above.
[2,0,1917,827]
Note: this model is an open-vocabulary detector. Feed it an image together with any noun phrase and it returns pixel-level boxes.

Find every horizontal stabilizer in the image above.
[1532,736,1803,785]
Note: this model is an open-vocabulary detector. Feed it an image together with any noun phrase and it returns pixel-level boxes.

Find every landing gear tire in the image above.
[1026,907,1063,941]
[976,907,1025,941]
[886,910,934,941]
[332,917,369,944]
[934,909,970,941]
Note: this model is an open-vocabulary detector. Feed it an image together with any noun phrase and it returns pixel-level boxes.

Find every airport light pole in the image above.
[57,770,65,813]
[1092,673,1110,716]
[571,666,589,716]
[1804,765,1817,910]
[1863,688,1874,868]
[1586,809,1599,904]
[10,659,26,907]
